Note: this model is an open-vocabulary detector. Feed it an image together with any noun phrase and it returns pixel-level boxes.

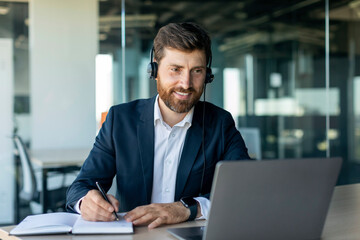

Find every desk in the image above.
[30,148,91,213]
[2,183,360,240]
[322,183,360,239]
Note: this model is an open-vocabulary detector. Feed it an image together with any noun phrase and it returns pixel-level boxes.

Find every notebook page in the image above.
[72,213,133,234]
[10,212,79,235]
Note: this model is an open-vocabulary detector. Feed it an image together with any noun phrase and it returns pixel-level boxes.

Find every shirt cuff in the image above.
[74,197,85,214]
[194,197,210,220]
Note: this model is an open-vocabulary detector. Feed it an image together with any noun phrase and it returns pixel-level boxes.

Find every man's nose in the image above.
[179,71,192,89]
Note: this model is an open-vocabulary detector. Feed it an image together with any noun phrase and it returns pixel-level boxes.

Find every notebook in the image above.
[10,212,133,236]
[168,158,342,240]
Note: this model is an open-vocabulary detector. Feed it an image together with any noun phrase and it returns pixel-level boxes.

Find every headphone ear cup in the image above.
[205,67,214,84]
[147,62,158,80]
[147,63,153,79]
[153,62,158,79]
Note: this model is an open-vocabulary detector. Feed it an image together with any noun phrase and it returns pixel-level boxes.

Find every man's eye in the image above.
[194,69,203,74]
[171,68,179,72]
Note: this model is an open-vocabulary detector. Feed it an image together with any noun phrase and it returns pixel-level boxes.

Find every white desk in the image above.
[322,183,360,239]
[31,148,91,168]
[30,148,91,213]
[2,183,360,239]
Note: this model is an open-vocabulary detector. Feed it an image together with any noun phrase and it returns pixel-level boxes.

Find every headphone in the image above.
[147,47,214,84]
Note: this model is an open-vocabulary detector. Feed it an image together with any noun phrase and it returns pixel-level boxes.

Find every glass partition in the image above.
[0,2,30,142]
[329,0,360,184]
[97,0,360,185]
[0,1,29,225]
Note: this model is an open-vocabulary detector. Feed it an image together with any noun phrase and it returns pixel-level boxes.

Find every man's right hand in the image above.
[79,189,119,222]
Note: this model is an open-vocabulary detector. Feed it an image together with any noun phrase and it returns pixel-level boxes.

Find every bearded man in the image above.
[66,22,250,229]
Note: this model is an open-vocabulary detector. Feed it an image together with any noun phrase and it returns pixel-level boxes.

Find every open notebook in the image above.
[10,212,133,236]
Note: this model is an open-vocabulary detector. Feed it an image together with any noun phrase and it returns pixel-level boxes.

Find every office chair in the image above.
[100,111,108,129]
[13,135,69,215]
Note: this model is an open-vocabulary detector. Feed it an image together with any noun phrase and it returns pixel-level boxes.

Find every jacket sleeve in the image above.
[66,107,117,213]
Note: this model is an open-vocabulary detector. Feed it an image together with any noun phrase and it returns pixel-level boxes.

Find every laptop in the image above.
[168,158,342,240]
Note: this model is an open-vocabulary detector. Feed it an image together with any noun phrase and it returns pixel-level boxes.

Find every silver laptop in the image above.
[168,158,342,240]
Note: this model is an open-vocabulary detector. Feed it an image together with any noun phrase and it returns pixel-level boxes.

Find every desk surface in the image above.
[0,220,204,240]
[2,183,360,240]
[30,148,91,168]
[322,183,360,239]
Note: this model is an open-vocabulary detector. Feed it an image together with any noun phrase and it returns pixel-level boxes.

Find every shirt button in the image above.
[171,133,175,137]
[165,188,170,192]
[167,160,172,165]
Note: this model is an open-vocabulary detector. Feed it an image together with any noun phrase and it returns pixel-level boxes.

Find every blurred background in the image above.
[0,0,359,225]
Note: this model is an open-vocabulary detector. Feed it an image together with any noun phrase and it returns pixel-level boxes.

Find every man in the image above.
[66,22,250,229]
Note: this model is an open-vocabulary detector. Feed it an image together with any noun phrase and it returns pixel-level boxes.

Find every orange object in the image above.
[100,111,108,128]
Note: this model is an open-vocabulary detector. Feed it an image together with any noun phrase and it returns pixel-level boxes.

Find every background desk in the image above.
[30,148,90,213]
[2,183,360,240]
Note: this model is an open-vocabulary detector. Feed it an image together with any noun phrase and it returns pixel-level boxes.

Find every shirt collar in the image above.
[154,94,194,128]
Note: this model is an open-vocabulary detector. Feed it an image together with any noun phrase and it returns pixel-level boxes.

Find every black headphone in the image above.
[147,47,214,84]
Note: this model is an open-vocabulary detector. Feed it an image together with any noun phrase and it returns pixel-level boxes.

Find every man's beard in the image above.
[157,79,203,113]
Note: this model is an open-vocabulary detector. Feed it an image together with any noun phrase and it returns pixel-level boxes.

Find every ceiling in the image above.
[98,0,360,57]
[1,0,359,56]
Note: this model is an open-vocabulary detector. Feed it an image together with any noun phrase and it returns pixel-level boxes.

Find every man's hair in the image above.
[153,22,212,65]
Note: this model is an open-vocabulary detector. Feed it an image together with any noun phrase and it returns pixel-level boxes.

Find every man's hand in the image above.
[124,202,190,229]
[80,189,119,222]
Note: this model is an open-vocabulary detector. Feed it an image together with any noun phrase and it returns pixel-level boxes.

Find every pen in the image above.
[95,181,120,221]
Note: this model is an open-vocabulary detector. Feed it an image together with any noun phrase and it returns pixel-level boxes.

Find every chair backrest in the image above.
[100,111,108,129]
[13,135,38,201]
[238,127,262,160]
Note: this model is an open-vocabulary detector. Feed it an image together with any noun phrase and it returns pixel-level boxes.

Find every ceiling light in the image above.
[235,12,247,19]
[144,0,152,5]
[349,0,360,9]
[0,6,9,15]
[349,0,360,17]
[99,33,107,41]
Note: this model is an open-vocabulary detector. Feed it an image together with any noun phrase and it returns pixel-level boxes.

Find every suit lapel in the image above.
[137,97,156,204]
[175,104,203,200]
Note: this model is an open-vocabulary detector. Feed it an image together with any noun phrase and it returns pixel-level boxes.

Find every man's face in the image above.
[156,47,206,113]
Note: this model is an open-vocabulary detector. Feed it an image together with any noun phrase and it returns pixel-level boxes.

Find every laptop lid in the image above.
[202,158,342,240]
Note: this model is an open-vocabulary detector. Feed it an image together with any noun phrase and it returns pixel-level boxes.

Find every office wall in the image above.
[0,38,14,224]
[30,0,98,149]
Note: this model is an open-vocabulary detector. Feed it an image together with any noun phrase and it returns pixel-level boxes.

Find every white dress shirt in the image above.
[151,95,210,219]
[75,95,210,219]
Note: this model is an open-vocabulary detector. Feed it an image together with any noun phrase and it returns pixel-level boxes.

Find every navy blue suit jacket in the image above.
[66,96,250,213]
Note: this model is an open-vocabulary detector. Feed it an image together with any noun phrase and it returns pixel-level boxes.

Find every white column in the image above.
[30,0,98,149]
[0,38,14,224]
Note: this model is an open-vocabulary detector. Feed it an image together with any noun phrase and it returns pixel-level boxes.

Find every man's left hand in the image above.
[124,202,189,229]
